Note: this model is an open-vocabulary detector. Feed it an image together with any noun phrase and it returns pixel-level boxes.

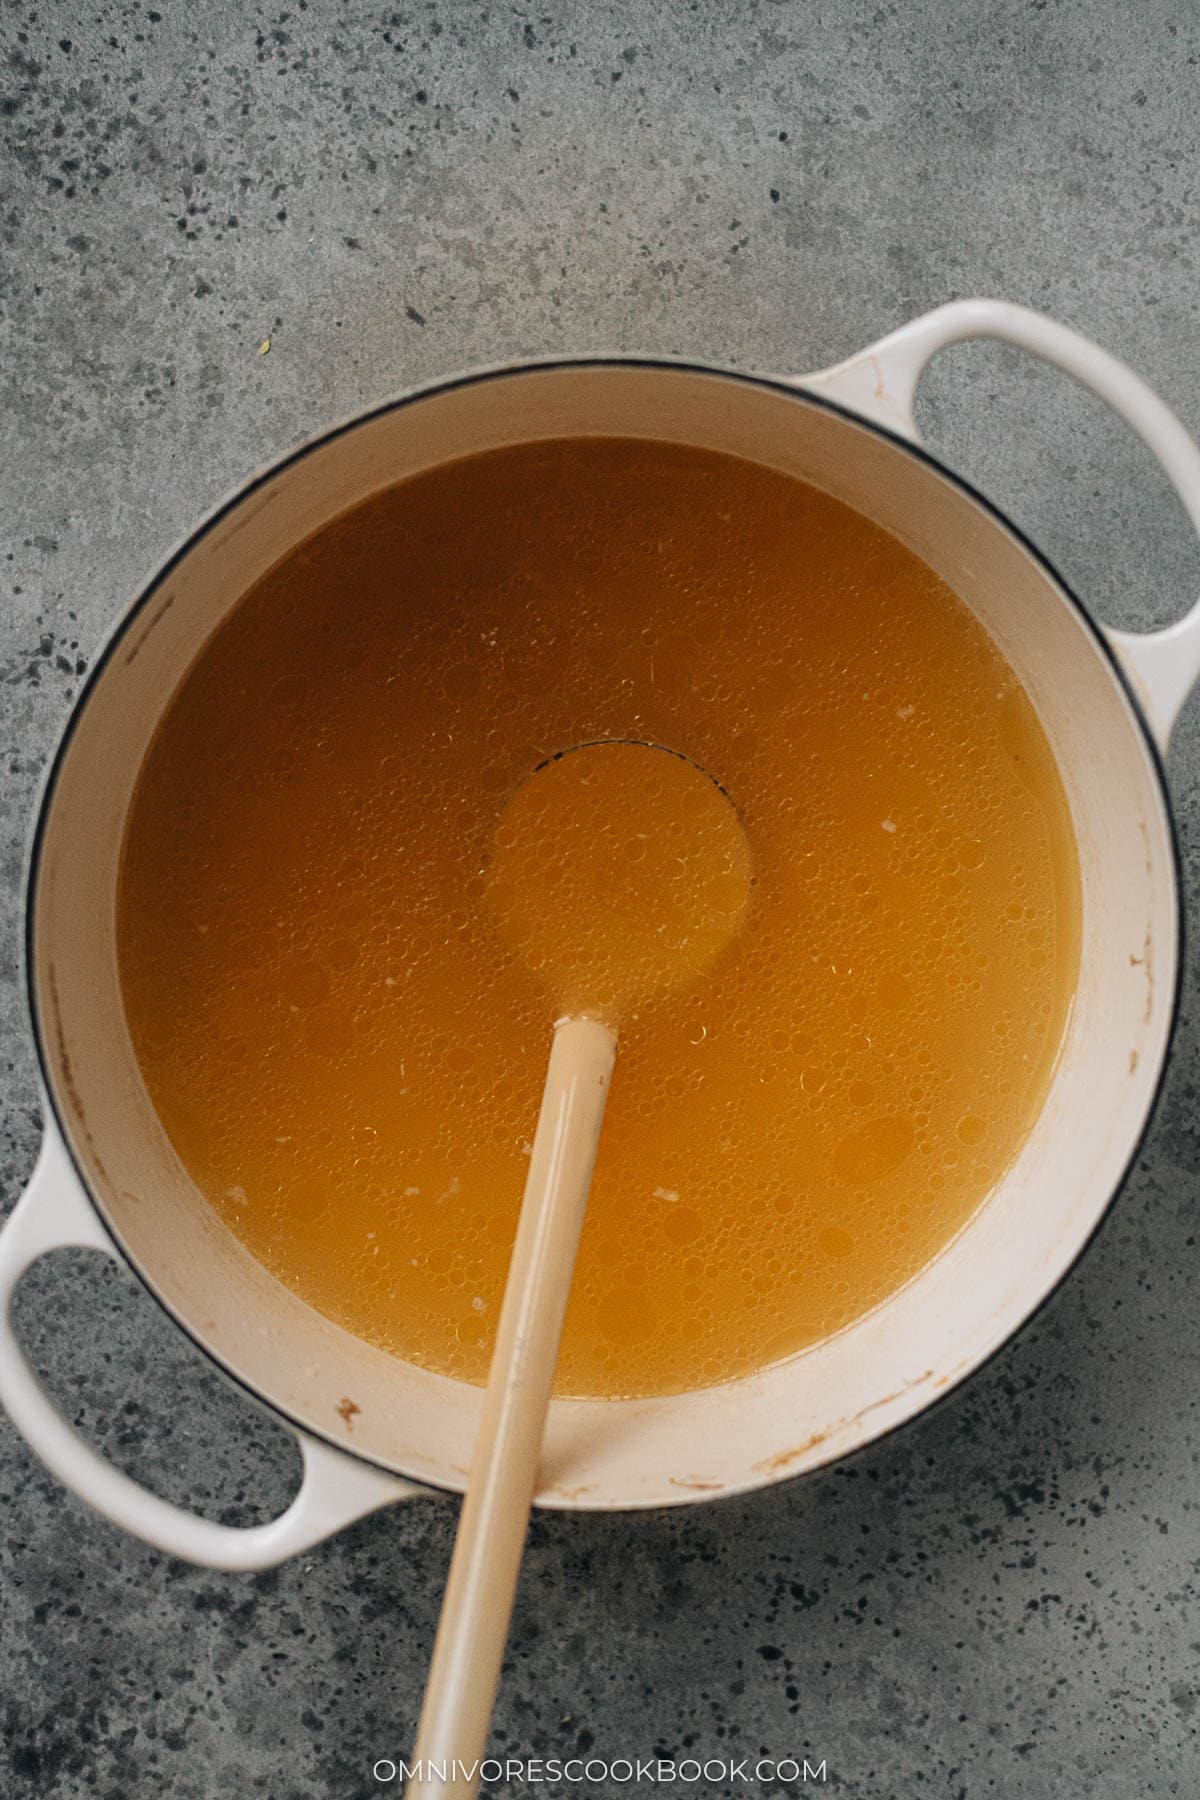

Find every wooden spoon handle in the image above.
[409,1016,617,1796]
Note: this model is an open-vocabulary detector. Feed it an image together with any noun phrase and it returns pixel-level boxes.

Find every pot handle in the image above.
[800,298,1200,751]
[0,1122,424,1569]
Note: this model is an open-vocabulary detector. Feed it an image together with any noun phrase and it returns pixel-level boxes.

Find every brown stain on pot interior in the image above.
[1128,927,1154,1025]
[44,960,110,1188]
[756,1431,831,1476]
[122,592,176,667]
[1129,820,1154,1025]
[121,485,284,668]
[933,1350,980,1391]
[754,1368,935,1476]
[335,1396,361,1432]
[45,963,79,1116]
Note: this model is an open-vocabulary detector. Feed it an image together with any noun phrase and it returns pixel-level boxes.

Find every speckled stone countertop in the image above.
[4,4,1200,1796]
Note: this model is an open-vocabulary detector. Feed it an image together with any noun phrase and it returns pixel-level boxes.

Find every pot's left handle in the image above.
[798,299,1200,752]
[0,1123,424,1569]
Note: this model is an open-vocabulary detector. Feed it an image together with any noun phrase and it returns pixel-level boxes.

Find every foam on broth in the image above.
[116,438,1081,1399]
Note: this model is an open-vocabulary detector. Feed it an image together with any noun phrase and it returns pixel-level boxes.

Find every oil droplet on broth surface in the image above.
[116,436,1082,1400]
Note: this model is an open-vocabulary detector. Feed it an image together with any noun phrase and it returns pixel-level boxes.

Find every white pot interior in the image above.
[30,364,1178,1508]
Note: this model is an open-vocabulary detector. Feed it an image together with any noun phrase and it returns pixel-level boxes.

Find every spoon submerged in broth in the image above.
[409,741,752,1796]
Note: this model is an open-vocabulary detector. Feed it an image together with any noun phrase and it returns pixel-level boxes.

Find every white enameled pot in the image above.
[3,300,1200,1571]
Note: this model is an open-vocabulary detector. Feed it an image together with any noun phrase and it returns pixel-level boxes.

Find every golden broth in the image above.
[117,437,1081,1399]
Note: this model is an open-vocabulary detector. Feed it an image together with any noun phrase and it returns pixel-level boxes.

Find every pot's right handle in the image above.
[0,1122,425,1569]
[800,299,1200,752]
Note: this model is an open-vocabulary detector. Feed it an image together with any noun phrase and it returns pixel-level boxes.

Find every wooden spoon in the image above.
[409,741,751,1796]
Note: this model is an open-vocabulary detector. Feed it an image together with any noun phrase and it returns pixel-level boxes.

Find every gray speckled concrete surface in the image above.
[3,2,1200,1795]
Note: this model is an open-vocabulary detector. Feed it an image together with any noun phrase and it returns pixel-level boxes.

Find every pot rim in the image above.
[22,353,1186,1506]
